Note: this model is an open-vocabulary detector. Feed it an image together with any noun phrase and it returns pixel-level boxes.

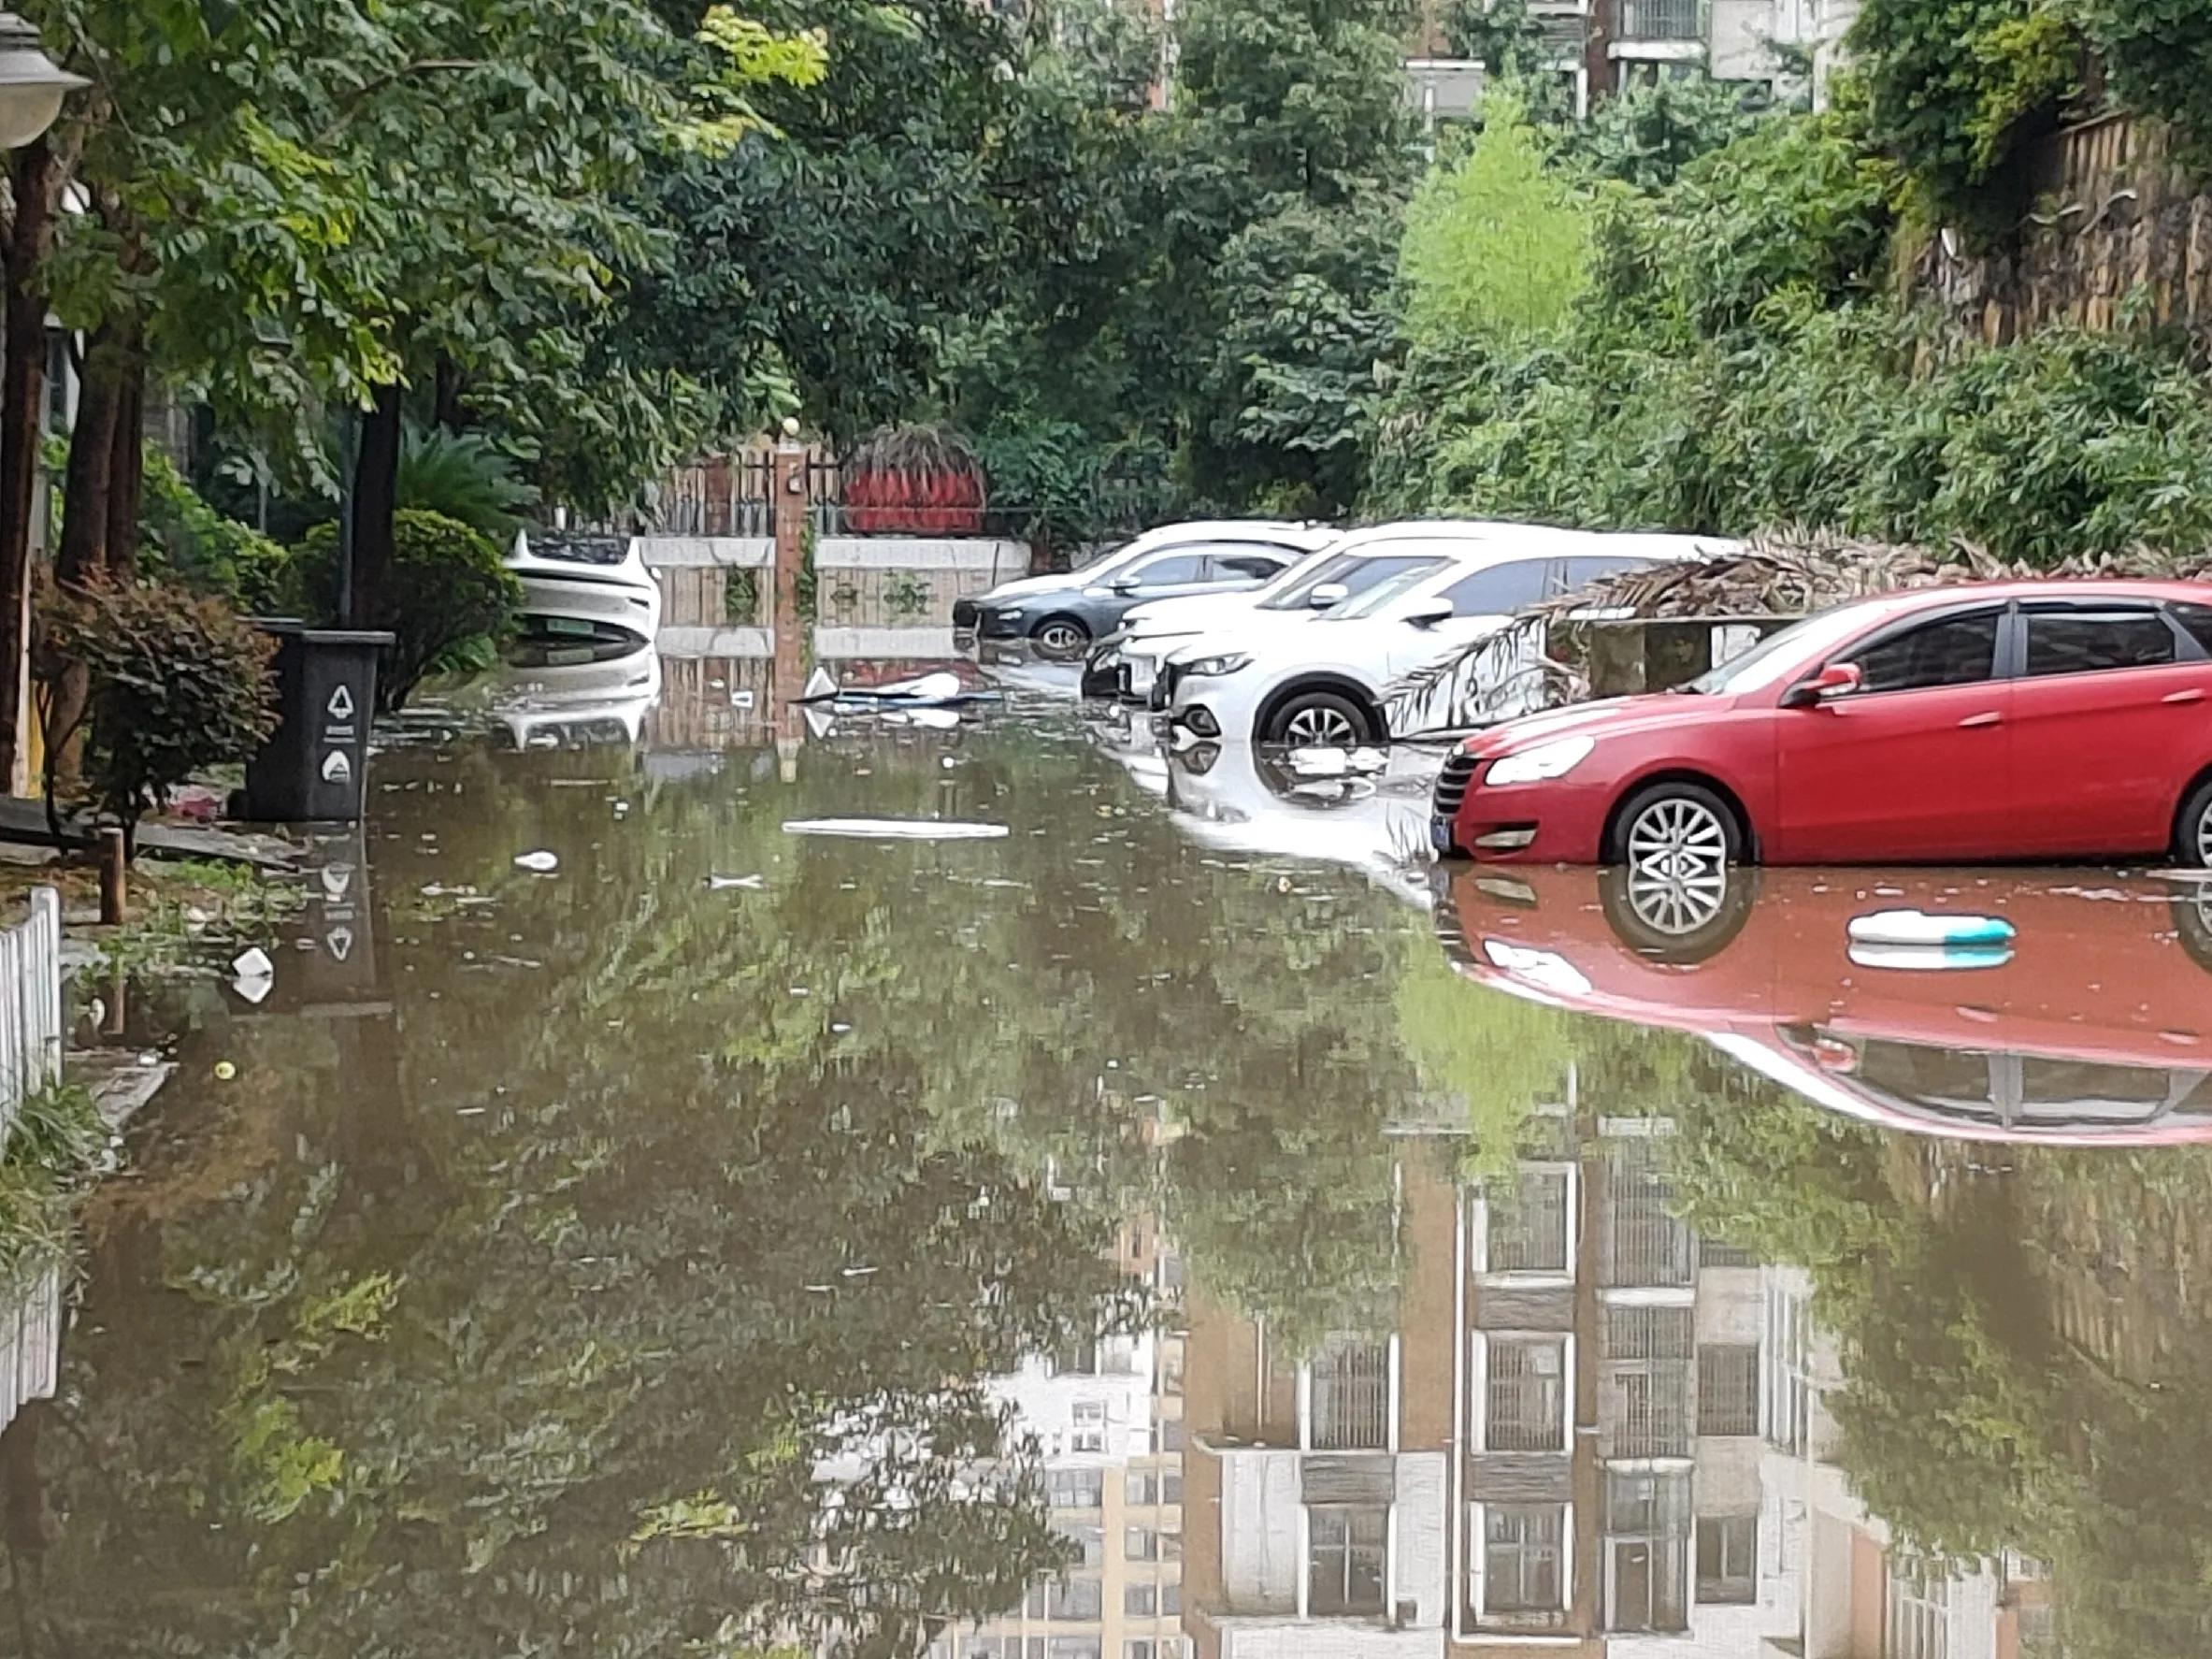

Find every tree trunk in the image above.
[45,325,143,792]
[433,353,464,431]
[56,320,128,586]
[348,382,403,628]
[0,136,58,796]
[104,345,143,577]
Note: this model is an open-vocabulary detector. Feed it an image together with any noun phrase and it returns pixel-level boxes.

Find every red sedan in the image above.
[1432,581,2212,867]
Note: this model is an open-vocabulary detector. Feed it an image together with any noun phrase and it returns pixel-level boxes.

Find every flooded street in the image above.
[4,657,2209,1657]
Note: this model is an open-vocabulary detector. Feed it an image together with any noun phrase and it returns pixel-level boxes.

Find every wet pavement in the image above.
[3,640,2210,1658]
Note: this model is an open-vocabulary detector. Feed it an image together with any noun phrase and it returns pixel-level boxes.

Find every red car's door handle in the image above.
[1958,711,2004,729]
[2163,687,2207,705]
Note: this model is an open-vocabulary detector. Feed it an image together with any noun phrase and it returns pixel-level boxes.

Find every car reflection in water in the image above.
[1159,739,1447,909]
[490,638,666,750]
[1439,860,2212,1145]
[1084,704,1171,797]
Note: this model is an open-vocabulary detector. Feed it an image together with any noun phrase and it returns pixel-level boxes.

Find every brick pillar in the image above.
[771,421,809,775]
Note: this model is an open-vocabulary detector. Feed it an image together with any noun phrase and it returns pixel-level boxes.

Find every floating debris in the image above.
[796,666,1001,710]
[1287,745,1387,778]
[1847,910,2016,949]
[783,819,1010,842]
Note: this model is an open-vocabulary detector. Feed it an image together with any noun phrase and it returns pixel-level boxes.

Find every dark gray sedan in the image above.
[975,541,1301,659]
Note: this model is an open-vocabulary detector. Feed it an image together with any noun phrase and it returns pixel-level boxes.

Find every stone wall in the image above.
[1910,112,2212,346]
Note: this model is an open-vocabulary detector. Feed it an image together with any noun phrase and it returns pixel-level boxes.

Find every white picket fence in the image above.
[0,1264,61,1435]
[0,887,65,1439]
[0,887,63,1147]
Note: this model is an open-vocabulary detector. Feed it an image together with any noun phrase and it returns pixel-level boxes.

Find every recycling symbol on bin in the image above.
[321,749,352,785]
[327,684,355,721]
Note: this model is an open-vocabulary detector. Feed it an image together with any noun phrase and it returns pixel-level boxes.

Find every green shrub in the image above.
[1553,74,1779,193]
[293,510,521,712]
[973,418,1175,555]
[0,1082,106,1284]
[41,578,279,855]
[1849,0,2080,232]
[2073,0,2212,162]
[1373,101,2212,566]
[137,451,293,613]
[1654,112,1897,333]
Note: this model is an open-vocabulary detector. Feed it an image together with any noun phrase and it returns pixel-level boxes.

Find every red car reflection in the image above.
[1439,863,2212,1146]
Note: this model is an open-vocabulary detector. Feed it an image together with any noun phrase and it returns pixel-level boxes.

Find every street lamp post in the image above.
[0,13,84,151]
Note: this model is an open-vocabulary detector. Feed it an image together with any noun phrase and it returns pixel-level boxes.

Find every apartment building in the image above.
[1499,0,1856,115]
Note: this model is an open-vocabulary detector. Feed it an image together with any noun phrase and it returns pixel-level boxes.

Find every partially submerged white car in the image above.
[1157,532,1736,746]
[1086,520,1567,705]
[507,531,664,651]
[494,639,664,749]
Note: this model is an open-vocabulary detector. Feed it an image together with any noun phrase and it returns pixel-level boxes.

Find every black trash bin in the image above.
[243,623,394,822]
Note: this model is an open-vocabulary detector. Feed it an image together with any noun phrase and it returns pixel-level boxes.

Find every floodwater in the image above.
[3,634,2210,1659]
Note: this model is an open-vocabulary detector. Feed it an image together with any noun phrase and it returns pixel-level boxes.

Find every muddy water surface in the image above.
[3,674,2208,1658]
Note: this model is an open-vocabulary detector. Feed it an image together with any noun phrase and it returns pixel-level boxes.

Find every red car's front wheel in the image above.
[1610,781,1746,875]
[2178,778,2212,869]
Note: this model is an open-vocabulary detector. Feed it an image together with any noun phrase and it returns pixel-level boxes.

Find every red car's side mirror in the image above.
[1782,661,1863,708]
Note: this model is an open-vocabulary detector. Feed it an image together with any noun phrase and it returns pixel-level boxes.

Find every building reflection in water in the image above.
[1164,1118,2049,1659]
[921,1218,1192,1659]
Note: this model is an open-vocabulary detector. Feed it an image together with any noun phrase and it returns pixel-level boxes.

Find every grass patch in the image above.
[94,858,308,976]
[0,1081,108,1284]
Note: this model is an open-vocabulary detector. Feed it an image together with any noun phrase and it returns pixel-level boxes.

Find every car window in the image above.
[1558,555,1657,593]
[1848,1038,1993,1116]
[1684,605,1860,695]
[1070,537,1135,574]
[1127,553,1208,586]
[1324,559,1453,619]
[1841,610,2001,694]
[2024,608,2177,677]
[1262,551,1450,611]
[2020,1058,2171,1110]
[2173,602,2212,656]
[1206,552,1288,582]
[1436,559,1555,618]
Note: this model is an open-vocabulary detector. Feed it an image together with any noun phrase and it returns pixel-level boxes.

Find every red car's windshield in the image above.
[1682,601,1892,695]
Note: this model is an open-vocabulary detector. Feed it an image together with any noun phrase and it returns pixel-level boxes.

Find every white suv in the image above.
[1090,520,1549,704]
[1160,533,1732,745]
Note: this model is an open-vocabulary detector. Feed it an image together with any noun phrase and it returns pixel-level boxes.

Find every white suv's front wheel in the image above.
[1263,691,1372,747]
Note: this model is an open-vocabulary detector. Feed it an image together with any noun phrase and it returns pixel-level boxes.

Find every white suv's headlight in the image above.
[1181,653,1251,678]
[1487,735,1594,786]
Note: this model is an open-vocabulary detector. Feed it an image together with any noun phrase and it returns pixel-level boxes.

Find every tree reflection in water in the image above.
[5,716,2211,1657]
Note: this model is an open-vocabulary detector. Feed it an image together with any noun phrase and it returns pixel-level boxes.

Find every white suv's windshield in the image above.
[1319,559,1449,620]
[1259,548,1453,613]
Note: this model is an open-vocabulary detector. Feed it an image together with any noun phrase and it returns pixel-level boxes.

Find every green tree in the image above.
[1168,0,1419,512]
[1554,73,1777,191]
[1849,0,2079,231]
[1400,94,1591,350]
